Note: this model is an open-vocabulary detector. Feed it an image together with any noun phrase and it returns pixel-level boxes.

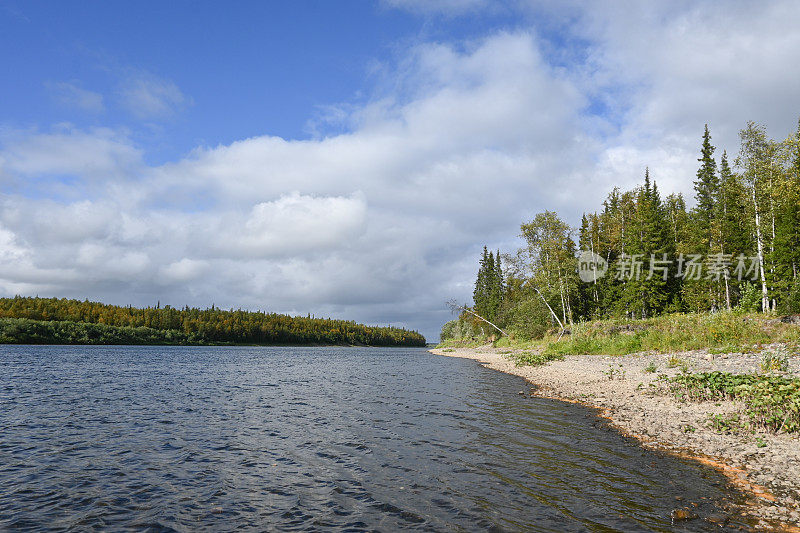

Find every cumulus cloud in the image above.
[47,81,105,113]
[1,2,799,339]
[564,0,800,199]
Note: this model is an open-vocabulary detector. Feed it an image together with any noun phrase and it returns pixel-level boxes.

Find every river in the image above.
[0,345,750,531]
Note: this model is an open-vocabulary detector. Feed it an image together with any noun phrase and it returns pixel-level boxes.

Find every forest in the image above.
[0,297,426,347]
[444,119,800,341]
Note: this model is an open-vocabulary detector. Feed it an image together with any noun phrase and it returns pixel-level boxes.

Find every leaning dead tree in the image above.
[530,286,564,332]
[447,283,566,341]
[446,300,508,337]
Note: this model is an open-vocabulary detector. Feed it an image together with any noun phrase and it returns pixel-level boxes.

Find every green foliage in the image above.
[707,413,742,433]
[672,372,800,433]
[508,350,565,367]
[760,346,790,372]
[603,363,626,380]
[0,296,426,347]
[667,355,688,370]
[473,247,504,322]
[536,312,800,356]
[439,319,479,342]
[643,361,658,373]
[736,282,762,313]
[515,211,578,326]
[445,118,800,339]
[504,296,550,340]
[0,317,193,345]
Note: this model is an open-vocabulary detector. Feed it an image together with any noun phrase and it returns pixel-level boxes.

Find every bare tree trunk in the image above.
[447,301,507,337]
[753,186,769,311]
[769,169,777,311]
[724,272,731,310]
[590,235,599,303]
[531,286,565,332]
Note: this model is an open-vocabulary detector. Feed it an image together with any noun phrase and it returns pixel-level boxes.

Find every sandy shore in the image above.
[430,345,800,530]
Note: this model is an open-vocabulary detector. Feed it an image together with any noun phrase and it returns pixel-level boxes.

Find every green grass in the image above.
[531,312,800,356]
[670,371,800,433]
[435,337,491,349]
[507,350,565,367]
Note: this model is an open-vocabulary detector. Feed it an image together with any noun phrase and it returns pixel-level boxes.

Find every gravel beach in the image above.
[430,346,800,530]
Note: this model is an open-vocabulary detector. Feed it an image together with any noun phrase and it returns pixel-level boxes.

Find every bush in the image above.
[510,351,565,367]
[440,320,458,341]
[736,282,762,313]
[760,346,790,373]
[505,297,552,340]
[439,319,480,343]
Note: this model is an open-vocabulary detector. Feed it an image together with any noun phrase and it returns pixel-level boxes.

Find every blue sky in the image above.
[1,1,532,160]
[1,0,799,340]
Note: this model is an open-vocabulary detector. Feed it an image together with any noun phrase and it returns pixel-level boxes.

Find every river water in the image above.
[1,345,750,531]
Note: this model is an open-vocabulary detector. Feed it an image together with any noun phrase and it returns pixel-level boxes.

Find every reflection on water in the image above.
[0,345,749,531]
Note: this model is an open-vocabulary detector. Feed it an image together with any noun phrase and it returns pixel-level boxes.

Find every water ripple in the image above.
[0,345,750,531]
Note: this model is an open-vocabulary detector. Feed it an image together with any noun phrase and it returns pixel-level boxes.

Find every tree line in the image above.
[0,296,426,347]
[455,119,800,340]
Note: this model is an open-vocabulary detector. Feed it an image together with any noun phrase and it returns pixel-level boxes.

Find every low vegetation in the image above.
[534,312,798,356]
[670,372,800,433]
[441,312,800,356]
[507,351,564,367]
[760,345,790,372]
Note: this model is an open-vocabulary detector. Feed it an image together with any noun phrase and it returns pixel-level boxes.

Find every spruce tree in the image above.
[621,169,672,317]
[473,247,490,319]
[486,251,496,319]
[684,125,720,311]
[490,250,504,320]
[694,124,719,249]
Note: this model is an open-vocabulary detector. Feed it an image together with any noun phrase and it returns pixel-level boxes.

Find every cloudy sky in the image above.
[1,0,799,340]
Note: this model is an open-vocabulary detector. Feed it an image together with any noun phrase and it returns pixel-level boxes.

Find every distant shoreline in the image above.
[0,296,426,347]
[430,346,800,530]
[0,342,425,348]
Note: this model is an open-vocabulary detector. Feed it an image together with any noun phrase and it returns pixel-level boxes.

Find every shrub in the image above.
[506,297,550,341]
[736,282,762,313]
[509,351,565,367]
[760,346,790,373]
[671,372,800,433]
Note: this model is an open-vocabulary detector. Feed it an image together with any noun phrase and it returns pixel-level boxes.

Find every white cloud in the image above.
[119,72,190,119]
[381,0,488,15]
[159,258,208,284]
[0,127,141,182]
[47,81,105,113]
[1,3,799,339]
[236,193,367,257]
[565,0,800,201]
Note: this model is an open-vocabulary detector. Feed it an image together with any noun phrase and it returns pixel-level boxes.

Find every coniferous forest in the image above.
[448,120,800,341]
[0,296,426,347]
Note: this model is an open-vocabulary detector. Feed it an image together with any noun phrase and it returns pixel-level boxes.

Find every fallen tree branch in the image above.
[446,300,508,337]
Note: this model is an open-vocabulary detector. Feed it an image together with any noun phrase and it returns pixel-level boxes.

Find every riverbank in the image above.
[430,345,800,530]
